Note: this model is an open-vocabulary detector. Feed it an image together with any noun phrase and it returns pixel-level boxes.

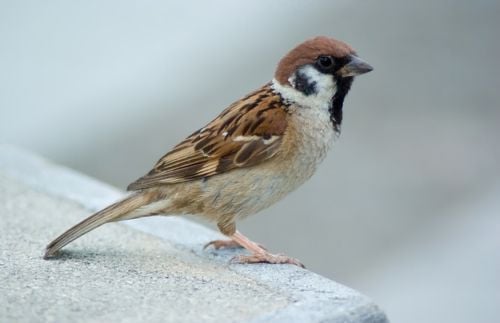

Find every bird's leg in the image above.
[204,239,242,250]
[207,220,303,267]
[204,232,267,250]
[204,219,268,250]
[204,219,242,250]
[229,231,305,268]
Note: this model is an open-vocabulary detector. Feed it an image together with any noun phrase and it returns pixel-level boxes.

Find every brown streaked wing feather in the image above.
[127,84,288,191]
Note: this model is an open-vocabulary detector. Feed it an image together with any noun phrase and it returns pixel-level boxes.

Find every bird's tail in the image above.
[44,192,157,259]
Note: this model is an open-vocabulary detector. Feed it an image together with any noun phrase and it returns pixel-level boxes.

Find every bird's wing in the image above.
[127,84,289,191]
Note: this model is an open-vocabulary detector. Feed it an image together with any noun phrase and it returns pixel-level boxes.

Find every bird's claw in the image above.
[230,253,305,268]
[204,239,268,251]
[204,239,242,250]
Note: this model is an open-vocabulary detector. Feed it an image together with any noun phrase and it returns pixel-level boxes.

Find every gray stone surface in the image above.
[0,145,388,323]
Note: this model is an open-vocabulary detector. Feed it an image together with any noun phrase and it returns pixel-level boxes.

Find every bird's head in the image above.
[273,36,373,131]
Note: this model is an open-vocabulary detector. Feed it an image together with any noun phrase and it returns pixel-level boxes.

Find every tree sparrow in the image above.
[44,36,373,267]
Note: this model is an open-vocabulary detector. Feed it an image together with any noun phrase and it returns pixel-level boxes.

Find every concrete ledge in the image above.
[0,145,388,323]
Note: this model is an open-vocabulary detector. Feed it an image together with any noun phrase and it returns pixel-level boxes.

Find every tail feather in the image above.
[44,192,156,259]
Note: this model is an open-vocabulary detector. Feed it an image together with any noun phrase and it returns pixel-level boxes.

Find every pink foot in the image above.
[204,239,242,250]
[231,252,305,268]
[204,239,267,251]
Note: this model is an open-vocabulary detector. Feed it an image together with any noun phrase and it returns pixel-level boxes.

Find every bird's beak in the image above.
[337,55,373,77]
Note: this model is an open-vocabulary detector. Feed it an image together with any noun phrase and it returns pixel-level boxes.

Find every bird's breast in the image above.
[280,105,336,182]
[208,105,335,218]
[167,105,336,220]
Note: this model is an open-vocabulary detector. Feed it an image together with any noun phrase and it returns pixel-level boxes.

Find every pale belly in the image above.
[196,106,336,219]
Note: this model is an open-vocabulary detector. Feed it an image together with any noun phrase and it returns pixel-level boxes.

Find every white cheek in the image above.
[272,65,336,111]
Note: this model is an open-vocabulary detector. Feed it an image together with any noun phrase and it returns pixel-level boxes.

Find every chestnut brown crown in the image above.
[275,36,357,85]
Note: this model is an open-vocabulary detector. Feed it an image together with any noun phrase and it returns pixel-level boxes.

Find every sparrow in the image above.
[44,36,372,267]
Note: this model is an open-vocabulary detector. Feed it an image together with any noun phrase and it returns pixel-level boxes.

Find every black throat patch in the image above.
[330,76,353,132]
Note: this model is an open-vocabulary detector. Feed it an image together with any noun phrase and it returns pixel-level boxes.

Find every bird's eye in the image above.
[317,55,334,70]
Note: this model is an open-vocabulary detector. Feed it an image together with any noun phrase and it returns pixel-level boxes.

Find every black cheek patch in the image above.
[294,70,317,96]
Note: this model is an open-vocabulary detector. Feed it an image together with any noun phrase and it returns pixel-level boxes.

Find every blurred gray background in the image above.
[1,0,499,322]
